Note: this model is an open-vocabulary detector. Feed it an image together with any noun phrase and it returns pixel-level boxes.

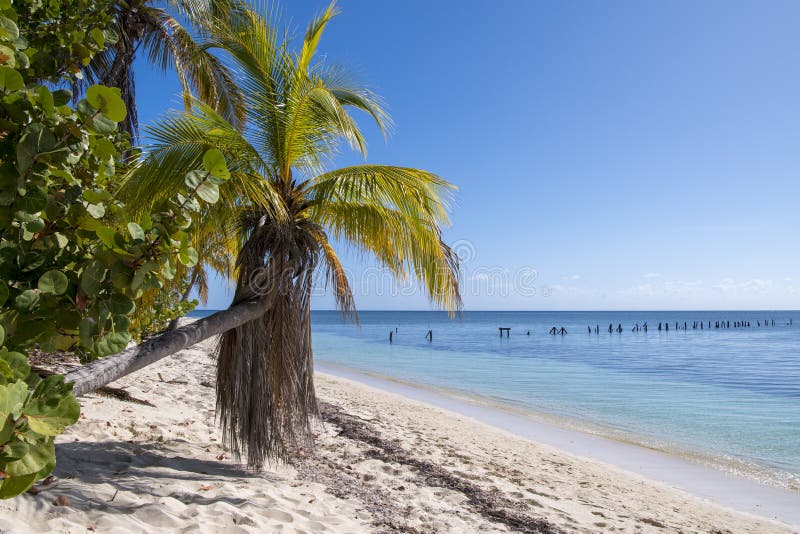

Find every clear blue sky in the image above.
[136,0,800,310]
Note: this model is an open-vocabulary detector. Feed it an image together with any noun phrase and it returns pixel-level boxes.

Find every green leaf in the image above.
[86,203,105,218]
[0,415,13,443]
[92,137,116,160]
[0,473,37,499]
[23,376,79,436]
[0,380,27,422]
[0,325,4,347]
[93,332,130,356]
[109,263,133,289]
[108,293,134,315]
[38,270,68,295]
[0,17,19,42]
[0,351,29,382]
[52,89,72,106]
[0,281,8,306]
[78,317,95,349]
[185,171,220,204]
[0,66,22,91]
[202,149,230,181]
[16,124,56,174]
[95,226,116,248]
[178,246,199,267]
[14,187,47,214]
[127,222,144,241]
[0,44,15,67]
[80,260,106,296]
[37,86,53,114]
[3,440,54,477]
[85,85,126,123]
[0,438,29,461]
[89,28,105,48]
[14,290,39,311]
[90,114,117,134]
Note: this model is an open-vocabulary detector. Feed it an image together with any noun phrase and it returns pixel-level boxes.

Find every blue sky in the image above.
[136,0,800,310]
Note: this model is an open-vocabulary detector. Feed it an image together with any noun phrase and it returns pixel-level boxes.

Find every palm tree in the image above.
[123,2,461,469]
[84,0,245,137]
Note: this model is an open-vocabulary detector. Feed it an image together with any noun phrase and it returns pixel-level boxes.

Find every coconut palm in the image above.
[122,2,461,469]
[83,0,245,137]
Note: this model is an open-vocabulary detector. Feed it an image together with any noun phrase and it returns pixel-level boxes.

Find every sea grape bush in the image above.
[0,0,230,497]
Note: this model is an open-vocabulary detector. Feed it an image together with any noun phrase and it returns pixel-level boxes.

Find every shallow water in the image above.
[190,309,800,490]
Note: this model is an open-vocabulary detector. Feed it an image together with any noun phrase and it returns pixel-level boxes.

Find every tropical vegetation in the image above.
[81,0,245,138]
[0,0,232,497]
[0,0,461,496]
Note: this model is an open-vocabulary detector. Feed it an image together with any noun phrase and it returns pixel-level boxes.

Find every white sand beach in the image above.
[0,337,796,533]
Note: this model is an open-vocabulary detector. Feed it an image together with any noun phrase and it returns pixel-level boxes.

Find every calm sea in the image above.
[189,309,800,490]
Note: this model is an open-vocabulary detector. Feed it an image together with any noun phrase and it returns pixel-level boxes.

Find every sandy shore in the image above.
[1,338,796,533]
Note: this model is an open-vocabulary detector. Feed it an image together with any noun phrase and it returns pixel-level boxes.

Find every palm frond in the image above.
[307,165,461,313]
[119,100,284,220]
[298,2,340,73]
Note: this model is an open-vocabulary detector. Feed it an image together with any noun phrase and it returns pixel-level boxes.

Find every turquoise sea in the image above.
[189,309,800,490]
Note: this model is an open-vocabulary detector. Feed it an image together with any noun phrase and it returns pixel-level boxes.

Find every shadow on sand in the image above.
[45,440,271,513]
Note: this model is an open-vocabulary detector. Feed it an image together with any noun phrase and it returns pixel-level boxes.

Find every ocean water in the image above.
[311,310,800,490]
[188,309,800,490]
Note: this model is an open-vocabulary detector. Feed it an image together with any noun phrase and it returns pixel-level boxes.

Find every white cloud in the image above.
[712,278,772,294]
[643,272,661,279]
[561,274,581,281]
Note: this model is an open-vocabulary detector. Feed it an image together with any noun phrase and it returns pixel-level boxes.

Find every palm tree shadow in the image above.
[46,440,273,513]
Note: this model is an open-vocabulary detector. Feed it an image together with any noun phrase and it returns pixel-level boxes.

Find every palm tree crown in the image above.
[85,0,245,137]
[124,2,461,468]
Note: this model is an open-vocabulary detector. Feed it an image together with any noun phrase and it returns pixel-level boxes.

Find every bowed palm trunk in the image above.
[218,201,322,467]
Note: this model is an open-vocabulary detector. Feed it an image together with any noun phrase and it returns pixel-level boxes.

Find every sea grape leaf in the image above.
[0,438,28,461]
[86,203,105,219]
[108,293,134,315]
[0,351,29,382]
[38,270,68,295]
[202,149,230,181]
[93,332,130,356]
[178,245,198,267]
[0,16,19,41]
[0,473,37,499]
[14,290,39,311]
[2,440,54,476]
[184,170,219,204]
[0,44,15,67]
[127,222,144,241]
[0,66,22,91]
[0,380,27,421]
[80,260,106,296]
[85,85,126,123]
[95,226,116,248]
[23,376,80,436]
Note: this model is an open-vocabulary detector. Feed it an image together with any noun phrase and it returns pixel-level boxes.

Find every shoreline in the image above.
[317,359,800,526]
[1,339,796,532]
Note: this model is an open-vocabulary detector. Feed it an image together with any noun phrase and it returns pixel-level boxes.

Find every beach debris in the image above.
[53,495,71,507]
[295,401,561,534]
[199,485,214,491]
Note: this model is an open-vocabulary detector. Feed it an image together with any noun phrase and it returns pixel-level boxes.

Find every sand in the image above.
[0,338,796,533]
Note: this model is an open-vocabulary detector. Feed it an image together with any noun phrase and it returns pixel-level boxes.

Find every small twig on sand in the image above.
[94,386,155,406]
